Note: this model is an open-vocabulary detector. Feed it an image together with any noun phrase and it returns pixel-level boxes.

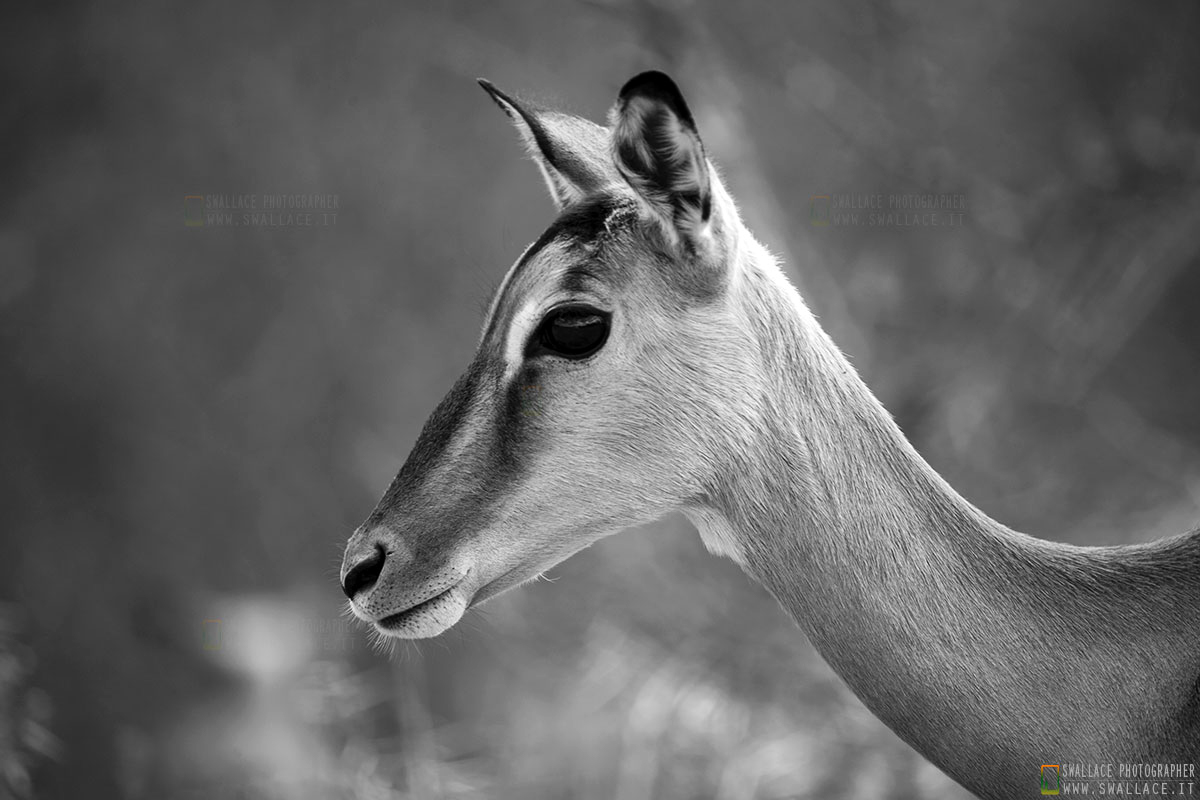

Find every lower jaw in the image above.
[468,565,542,608]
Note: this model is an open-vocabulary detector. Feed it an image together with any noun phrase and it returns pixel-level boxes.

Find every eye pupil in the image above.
[536,307,609,358]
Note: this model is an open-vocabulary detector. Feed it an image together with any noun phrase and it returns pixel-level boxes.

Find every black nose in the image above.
[342,544,386,598]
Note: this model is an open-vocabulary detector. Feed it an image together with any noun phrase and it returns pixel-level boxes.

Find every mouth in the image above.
[357,566,533,640]
[369,576,471,639]
[377,587,458,631]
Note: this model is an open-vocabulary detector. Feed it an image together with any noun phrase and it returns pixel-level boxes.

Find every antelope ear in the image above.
[478,79,612,210]
[610,71,713,252]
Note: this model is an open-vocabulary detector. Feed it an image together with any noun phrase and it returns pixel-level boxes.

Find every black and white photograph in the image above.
[2,2,1199,798]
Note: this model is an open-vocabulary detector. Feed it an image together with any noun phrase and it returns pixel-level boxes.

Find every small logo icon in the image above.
[521,384,542,417]
[201,619,222,650]
[184,195,204,227]
[1040,764,1061,795]
[809,195,831,226]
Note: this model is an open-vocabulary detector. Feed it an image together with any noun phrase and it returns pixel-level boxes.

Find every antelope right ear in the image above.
[478,79,613,210]
[610,71,714,255]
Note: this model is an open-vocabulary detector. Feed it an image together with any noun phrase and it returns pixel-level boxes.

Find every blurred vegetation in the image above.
[2,1,1199,798]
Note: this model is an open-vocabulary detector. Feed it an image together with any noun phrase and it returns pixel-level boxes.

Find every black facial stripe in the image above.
[378,360,485,509]
[494,362,544,471]
[370,356,533,540]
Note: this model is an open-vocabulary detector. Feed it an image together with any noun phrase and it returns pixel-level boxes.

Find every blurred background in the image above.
[2,1,1200,798]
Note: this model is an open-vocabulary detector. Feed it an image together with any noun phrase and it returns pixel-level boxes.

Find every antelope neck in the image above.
[700,241,1199,793]
[706,246,1085,787]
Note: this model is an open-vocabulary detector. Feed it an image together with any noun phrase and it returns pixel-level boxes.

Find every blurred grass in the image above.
[1,0,1199,798]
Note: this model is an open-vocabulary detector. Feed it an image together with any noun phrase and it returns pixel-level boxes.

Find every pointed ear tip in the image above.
[616,71,697,129]
[477,78,500,100]
[618,70,683,103]
[477,78,517,116]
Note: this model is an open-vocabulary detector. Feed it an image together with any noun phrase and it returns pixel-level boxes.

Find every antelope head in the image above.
[341,72,780,638]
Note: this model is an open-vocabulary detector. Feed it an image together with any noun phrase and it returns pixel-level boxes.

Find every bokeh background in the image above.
[3,1,1200,798]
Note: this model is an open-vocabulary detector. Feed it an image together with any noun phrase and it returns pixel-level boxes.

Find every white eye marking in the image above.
[482,243,533,343]
[504,299,541,381]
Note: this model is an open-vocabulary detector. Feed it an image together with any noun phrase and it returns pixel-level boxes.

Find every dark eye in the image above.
[532,305,610,359]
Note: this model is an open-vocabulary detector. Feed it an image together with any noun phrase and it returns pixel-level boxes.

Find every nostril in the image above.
[342,544,386,599]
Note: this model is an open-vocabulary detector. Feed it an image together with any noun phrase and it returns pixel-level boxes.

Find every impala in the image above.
[340,71,1200,797]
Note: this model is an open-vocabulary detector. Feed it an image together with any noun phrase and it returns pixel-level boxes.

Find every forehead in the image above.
[481,196,637,343]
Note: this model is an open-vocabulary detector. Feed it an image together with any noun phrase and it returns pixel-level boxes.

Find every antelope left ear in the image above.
[479,79,612,211]
[610,71,713,253]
